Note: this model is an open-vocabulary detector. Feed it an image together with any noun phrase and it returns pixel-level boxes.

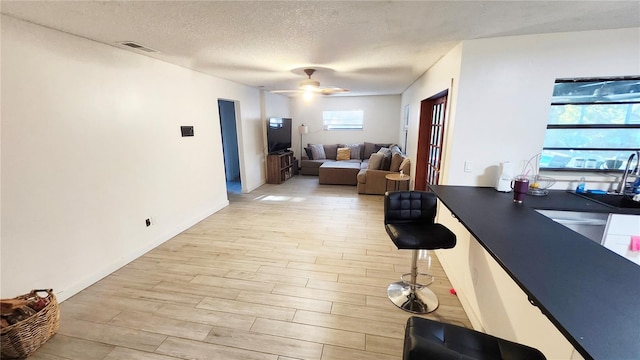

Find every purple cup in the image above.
[511,178,529,203]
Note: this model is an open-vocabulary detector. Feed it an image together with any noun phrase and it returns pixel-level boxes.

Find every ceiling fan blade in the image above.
[270,89,302,94]
[319,87,349,95]
[272,68,349,96]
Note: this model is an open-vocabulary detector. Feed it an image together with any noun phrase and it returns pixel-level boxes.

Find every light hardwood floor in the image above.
[30,176,471,360]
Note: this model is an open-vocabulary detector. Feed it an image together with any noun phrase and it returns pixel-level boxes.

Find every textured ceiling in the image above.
[2,1,639,96]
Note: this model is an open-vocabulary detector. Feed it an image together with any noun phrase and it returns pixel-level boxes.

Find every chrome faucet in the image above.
[616,151,640,194]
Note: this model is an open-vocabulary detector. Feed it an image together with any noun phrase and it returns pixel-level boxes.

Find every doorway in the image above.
[218,99,241,194]
[415,91,448,191]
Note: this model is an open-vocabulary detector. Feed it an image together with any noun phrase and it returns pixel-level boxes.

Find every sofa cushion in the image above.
[375,143,392,153]
[300,159,333,175]
[336,147,351,161]
[309,144,326,160]
[343,144,362,160]
[390,148,404,172]
[363,142,377,159]
[377,147,392,170]
[323,144,338,160]
[304,147,313,159]
[303,159,331,168]
[368,153,384,170]
[377,147,391,156]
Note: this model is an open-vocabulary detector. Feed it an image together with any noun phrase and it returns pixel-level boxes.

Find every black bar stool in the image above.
[403,316,547,360]
[384,191,456,313]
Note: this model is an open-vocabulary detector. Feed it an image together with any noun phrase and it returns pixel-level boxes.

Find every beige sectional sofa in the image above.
[356,155,411,194]
[300,142,411,195]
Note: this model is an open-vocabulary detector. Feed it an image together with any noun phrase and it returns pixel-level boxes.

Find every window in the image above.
[322,110,364,130]
[540,77,640,171]
[403,104,410,150]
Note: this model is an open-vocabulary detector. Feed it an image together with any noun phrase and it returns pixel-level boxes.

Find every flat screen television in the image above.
[266,117,292,154]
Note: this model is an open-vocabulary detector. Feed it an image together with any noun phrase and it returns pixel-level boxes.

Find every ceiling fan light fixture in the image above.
[270,68,347,96]
[303,91,314,101]
[299,79,320,90]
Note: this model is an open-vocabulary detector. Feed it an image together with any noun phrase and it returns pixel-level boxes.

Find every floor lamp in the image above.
[298,124,308,168]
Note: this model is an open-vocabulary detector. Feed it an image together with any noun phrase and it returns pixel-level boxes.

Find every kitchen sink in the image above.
[571,192,640,209]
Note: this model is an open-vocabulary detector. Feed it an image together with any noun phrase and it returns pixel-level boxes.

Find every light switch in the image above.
[181,126,194,137]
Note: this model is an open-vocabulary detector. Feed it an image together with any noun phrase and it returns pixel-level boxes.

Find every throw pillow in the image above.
[377,147,392,171]
[363,142,377,159]
[389,152,402,172]
[368,153,384,170]
[309,144,326,160]
[377,147,391,157]
[346,144,361,160]
[374,143,392,153]
[304,147,313,160]
[323,144,338,160]
[336,147,351,161]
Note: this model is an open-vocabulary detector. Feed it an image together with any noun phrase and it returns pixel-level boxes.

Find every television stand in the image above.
[266,151,294,184]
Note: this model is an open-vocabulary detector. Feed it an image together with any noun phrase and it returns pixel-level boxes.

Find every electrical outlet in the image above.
[145,218,151,227]
[464,161,472,173]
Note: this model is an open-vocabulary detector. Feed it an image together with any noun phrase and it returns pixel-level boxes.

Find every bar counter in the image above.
[429,185,640,360]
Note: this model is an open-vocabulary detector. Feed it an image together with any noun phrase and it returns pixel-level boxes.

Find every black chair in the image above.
[403,316,547,360]
[384,191,456,313]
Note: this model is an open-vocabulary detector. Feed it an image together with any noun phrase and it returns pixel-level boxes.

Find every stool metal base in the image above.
[387,281,439,314]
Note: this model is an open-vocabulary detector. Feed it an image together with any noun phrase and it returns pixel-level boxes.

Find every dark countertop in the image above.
[523,189,640,214]
[429,186,640,360]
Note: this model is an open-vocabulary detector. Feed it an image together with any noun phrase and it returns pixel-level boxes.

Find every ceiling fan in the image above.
[271,68,349,95]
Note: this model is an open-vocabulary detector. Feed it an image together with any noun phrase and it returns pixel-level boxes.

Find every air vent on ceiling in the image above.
[118,41,158,53]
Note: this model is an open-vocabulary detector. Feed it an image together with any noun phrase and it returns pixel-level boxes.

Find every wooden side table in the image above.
[385,173,411,191]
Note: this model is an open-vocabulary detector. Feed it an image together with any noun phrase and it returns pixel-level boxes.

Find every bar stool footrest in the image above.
[399,272,434,288]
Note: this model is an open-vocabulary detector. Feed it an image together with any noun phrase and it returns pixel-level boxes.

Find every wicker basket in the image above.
[1,289,59,358]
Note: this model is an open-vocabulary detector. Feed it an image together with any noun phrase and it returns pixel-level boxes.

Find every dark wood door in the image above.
[415,93,448,191]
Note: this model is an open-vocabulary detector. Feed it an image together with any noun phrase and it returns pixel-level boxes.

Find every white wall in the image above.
[401,28,640,189]
[290,95,401,160]
[262,91,291,151]
[401,43,463,185]
[0,16,271,300]
[403,27,640,360]
[450,28,640,187]
[264,92,291,124]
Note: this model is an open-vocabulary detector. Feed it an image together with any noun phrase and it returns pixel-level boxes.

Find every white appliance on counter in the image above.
[495,161,513,192]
